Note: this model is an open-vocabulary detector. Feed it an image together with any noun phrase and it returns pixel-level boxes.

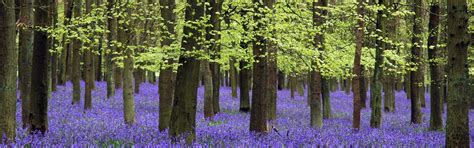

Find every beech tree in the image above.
[30,0,51,133]
[0,0,18,140]
[169,0,204,142]
[445,0,470,146]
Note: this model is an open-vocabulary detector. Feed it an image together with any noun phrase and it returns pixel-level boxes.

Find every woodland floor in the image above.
[9,81,474,146]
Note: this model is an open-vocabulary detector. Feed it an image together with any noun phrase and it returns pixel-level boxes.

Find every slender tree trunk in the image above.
[49,0,58,93]
[427,0,443,131]
[352,0,364,129]
[290,75,296,99]
[30,0,51,133]
[239,61,251,112]
[106,0,116,98]
[72,0,82,105]
[445,0,470,146]
[230,59,238,98]
[134,69,143,94]
[360,65,367,108]
[202,61,214,119]
[169,0,203,143]
[83,0,93,111]
[383,75,394,112]
[208,0,223,114]
[309,0,326,128]
[158,0,176,131]
[277,71,285,90]
[123,43,135,126]
[59,0,73,85]
[410,0,424,124]
[404,73,411,99]
[267,43,278,121]
[0,0,17,140]
[370,0,385,128]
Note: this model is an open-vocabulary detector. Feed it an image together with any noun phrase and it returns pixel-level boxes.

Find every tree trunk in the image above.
[72,0,82,105]
[134,69,143,94]
[352,0,364,129]
[239,61,251,112]
[410,0,424,124]
[237,5,250,113]
[30,0,51,133]
[158,0,176,131]
[202,61,214,119]
[383,75,395,112]
[427,0,443,131]
[0,0,17,140]
[106,0,116,98]
[209,0,222,111]
[290,75,296,99]
[230,59,238,98]
[309,0,326,128]
[117,2,136,126]
[18,0,33,129]
[169,0,203,143]
[59,0,73,85]
[83,0,93,111]
[123,46,135,126]
[360,65,367,108]
[445,0,470,146]
[404,72,411,99]
[249,0,273,133]
[370,0,385,128]
[267,43,278,121]
[277,71,285,90]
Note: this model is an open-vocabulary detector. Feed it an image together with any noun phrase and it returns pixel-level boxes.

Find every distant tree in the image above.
[30,0,51,133]
[18,0,34,128]
[169,0,204,142]
[445,0,470,146]
[0,0,18,140]
[158,0,177,131]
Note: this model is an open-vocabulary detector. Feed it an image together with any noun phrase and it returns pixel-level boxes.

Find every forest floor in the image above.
[10,81,474,146]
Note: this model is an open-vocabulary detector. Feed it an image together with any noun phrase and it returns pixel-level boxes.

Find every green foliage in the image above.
[44,0,471,78]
